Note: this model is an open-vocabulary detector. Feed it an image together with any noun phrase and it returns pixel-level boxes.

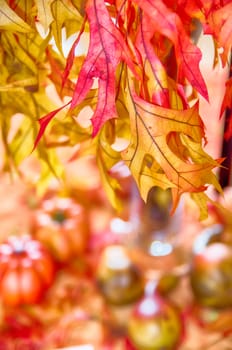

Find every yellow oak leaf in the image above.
[36,0,54,34]
[51,0,83,55]
[2,32,38,75]
[0,0,32,32]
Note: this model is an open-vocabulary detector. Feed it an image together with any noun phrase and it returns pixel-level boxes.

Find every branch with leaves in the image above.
[0,0,231,218]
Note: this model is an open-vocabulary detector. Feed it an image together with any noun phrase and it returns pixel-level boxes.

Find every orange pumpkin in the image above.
[0,234,55,306]
[33,196,89,263]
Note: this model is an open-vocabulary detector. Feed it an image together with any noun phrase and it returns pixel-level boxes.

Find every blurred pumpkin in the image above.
[127,292,182,350]
[190,242,232,308]
[96,245,144,305]
[0,234,55,306]
[32,196,89,263]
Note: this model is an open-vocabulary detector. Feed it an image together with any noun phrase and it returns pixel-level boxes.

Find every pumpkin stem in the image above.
[52,210,67,224]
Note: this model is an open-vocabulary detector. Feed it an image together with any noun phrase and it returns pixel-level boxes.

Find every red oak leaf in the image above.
[70,0,138,136]
[224,113,232,141]
[135,11,170,107]
[62,16,87,90]
[133,0,209,100]
[221,77,232,140]
[33,101,71,150]
[220,77,232,117]
[46,49,75,99]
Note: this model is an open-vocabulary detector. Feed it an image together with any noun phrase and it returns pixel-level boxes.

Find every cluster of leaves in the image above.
[0,0,232,218]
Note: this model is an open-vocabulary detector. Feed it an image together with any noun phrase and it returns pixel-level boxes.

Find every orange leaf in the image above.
[122,87,221,212]
[206,2,232,66]
[178,1,232,67]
